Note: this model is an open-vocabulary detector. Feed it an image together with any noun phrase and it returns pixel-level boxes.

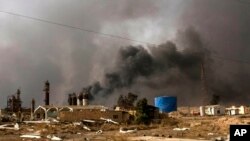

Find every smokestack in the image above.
[16,88,22,112]
[77,92,83,106]
[43,80,50,105]
[11,95,16,112]
[82,98,88,106]
[16,89,20,100]
[31,98,35,120]
[82,88,89,106]
[31,98,35,113]
[68,94,73,105]
[72,93,77,105]
[77,97,80,106]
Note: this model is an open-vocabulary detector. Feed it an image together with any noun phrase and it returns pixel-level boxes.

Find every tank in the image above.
[82,99,88,106]
[154,96,177,113]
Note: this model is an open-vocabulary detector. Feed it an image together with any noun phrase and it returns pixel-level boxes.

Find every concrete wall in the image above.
[178,107,199,115]
[59,109,129,122]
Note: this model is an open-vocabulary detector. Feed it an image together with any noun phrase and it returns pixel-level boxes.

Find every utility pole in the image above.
[201,62,209,105]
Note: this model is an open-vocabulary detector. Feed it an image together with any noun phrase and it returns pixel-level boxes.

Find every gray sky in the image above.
[0,0,249,108]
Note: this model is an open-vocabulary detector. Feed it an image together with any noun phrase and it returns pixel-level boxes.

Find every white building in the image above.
[200,105,225,116]
[226,106,246,115]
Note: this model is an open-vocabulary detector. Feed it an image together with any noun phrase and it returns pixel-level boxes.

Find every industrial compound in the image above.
[0,81,249,141]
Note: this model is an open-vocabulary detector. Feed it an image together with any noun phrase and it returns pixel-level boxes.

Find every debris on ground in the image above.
[83,119,96,123]
[20,134,41,139]
[173,128,190,131]
[119,127,137,134]
[96,130,103,134]
[47,135,62,141]
[83,125,91,131]
[24,120,50,124]
[100,117,119,125]
[0,123,19,130]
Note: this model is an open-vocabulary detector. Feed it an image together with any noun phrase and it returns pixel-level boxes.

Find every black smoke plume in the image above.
[87,28,212,105]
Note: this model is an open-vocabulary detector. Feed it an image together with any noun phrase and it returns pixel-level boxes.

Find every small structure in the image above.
[226,106,246,115]
[200,105,225,116]
[34,105,59,120]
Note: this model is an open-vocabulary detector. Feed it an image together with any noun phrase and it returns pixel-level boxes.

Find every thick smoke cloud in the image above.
[179,0,250,105]
[88,28,211,106]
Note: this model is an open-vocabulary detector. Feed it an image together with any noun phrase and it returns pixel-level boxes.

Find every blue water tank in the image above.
[155,96,177,113]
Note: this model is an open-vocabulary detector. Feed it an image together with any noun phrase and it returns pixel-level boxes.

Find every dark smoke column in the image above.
[43,80,50,105]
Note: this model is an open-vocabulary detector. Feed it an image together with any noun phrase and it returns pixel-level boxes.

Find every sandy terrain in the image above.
[0,115,249,141]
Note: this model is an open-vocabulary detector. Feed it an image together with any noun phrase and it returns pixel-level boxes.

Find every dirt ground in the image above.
[0,114,249,141]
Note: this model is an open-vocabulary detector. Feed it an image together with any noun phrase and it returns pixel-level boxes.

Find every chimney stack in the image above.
[72,93,77,105]
[68,94,73,105]
[31,98,35,113]
[31,98,35,120]
[43,80,50,105]
[77,92,83,106]
[82,88,90,106]
[17,89,22,112]
[16,89,21,100]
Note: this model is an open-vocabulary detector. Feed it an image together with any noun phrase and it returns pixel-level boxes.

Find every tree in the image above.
[127,92,138,105]
[135,98,150,124]
[117,95,125,107]
[116,92,138,109]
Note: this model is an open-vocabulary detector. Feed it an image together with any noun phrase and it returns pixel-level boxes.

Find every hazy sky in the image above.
[0,0,249,108]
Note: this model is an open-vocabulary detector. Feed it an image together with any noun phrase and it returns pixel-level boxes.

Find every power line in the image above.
[0,10,156,46]
[1,10,250,66]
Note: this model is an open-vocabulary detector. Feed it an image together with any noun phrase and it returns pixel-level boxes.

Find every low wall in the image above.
[59,109,129,123]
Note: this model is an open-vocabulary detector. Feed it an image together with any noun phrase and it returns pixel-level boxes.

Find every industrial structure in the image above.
[43,80,50,106]
[6,89,22,113]
[30,98,35,120]
[68,88,90,106]
[154,96,177,113]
